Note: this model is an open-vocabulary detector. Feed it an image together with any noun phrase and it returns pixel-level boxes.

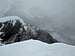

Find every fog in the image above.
[0,0,75,45]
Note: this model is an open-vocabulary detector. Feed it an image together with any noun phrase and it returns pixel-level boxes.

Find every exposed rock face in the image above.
[0,19,23,44]
[33,30,58,44]
[0,16,58,45]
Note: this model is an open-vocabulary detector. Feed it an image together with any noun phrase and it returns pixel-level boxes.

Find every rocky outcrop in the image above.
[0,16,58,45]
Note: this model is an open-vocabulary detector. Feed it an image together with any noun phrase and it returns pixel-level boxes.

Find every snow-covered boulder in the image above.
[0,16,26,44]
[0,16,57,45]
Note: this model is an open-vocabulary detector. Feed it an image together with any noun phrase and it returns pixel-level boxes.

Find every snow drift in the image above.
[0,39,75,56]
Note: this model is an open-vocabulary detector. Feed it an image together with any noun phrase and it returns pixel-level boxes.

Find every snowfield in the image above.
[0,39,75,56]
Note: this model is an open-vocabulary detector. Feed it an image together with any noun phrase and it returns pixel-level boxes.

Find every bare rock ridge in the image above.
[0,16,58,45]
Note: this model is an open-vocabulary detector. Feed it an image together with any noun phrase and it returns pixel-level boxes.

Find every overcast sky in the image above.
[0,0,75,45]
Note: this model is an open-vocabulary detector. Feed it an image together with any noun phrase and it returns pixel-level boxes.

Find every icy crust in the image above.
[0,39,75,56]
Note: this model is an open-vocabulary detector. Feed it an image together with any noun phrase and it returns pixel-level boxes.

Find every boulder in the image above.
[0,16,58,45]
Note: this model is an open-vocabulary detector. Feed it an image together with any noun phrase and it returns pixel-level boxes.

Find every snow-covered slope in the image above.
[0,39,75,56]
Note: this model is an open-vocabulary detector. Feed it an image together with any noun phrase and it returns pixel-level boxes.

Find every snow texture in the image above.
[0,39,75,56]
[0,16,25,26]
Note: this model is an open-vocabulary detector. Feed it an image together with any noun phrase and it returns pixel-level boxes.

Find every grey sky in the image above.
[0,0,75,45]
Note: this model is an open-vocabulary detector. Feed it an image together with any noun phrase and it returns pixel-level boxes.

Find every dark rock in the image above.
[0,16,58,45]
[32,30,58,44]
[0,19,23,44]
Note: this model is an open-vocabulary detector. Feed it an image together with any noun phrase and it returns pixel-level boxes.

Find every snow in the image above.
[0,16,27,33]
[0,39,75,56]
[0,16,25,25]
